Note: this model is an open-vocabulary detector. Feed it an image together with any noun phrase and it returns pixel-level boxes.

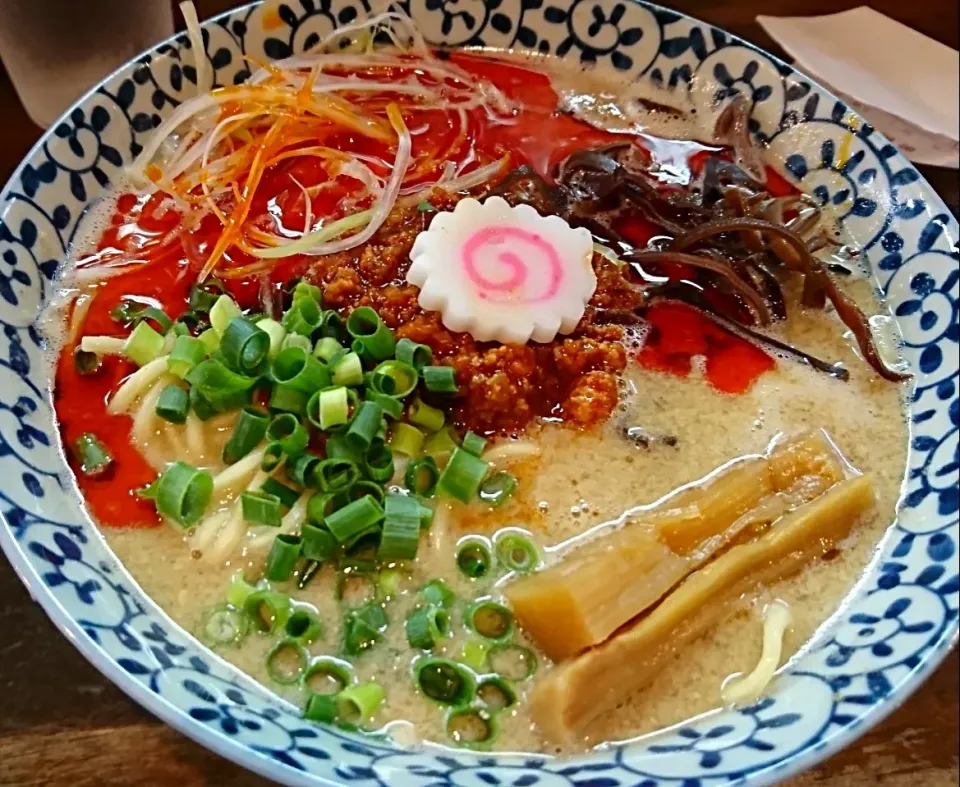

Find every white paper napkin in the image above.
[758,7,959,168]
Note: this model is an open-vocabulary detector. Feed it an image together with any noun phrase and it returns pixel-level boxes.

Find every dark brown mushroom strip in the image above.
[671,217,910,382]
[486,165,567,215]
[713,96,767,183]
[624,250,772,325]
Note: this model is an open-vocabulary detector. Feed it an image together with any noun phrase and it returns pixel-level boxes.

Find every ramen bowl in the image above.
[0,1,957,785]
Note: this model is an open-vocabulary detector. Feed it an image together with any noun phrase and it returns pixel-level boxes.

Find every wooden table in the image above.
[0,1,957,785]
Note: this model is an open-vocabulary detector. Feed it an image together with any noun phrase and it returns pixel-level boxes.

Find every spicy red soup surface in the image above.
[56,53,775,527]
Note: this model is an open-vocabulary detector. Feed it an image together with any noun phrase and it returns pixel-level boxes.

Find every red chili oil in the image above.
[55,52,781,527]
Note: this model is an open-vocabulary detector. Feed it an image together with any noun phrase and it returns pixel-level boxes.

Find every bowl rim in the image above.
[0,2,956,785]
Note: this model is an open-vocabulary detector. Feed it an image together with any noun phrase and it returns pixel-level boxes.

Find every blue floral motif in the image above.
[0,2,957,786]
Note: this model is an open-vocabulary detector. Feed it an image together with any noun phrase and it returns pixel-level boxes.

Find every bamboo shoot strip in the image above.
[530,475,875,742]
[505,433,846,661]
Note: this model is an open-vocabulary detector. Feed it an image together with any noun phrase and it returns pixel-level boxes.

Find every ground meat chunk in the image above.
[304,195,639,435]
[563,370,620,426]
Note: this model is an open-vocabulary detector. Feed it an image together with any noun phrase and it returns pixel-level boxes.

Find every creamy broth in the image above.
[102,294,907,753]
[53,30,910,756]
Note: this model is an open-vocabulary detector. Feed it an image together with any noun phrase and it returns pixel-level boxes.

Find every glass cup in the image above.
[0,0,175,128]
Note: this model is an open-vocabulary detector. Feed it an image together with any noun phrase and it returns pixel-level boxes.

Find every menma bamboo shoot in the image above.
[530,474,875,741]
[505,432,844,661]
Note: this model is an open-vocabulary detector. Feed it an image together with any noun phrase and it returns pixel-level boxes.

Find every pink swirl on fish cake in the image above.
[461,226,564,303]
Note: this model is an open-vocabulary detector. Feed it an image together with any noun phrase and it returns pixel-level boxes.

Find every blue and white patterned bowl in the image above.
[0,2,957,784]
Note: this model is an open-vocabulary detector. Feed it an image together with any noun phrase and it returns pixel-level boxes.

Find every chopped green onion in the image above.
[283,296,323,336]
[343,604,388,655]
[493,531,539,573]
[352,338,375,367]
[331,351,363,386]
[243,589,291,634]
[186,359,257,412]
[417,500,434,530]
[424,426,459,459]
[122,321,165,366]
[363,443,394,484]
[266,638,308,685]
[155,461,213,527]
[395,337,433,371]
[241,489,283,527]
[111,300,172,333]
[414,658,475,705]
[189,279,225,313]
[269,384,308,415]
[422,365,457,393]
[315,458,360,492]
[221,317,270,376]
[210,294,241,337]
[304,693,338,724]
[198,328,220,354]
[446,707,497,748]
[285,605,323,644]
[306,492,338,524]
[199,604,248,646]
[388,423,424,457]
[307,385,351,430]
[369,360,418,398]
[222,406,269,464]
[487,645,537,681]
[346,401,384,453]
[476,676,516,711]
[417,200,436,213]
[325,433,362,462]
[404,456,440,497]
[266,413,309,455]
[466,600,514,642]
[288,452,321,488]
[73,432,113,478]
[318,310,344,340]
[455,537,493,579]
[346,306,395,361]
[261,442,284,472]
[479,471,518,508]
[256,317,285,359]
[282,333,313,354]
[365,391,404,420]
[377,567,404,599]
[378,493,421,561]
[189,386,216,421]
[461,431,487,457]
[73,346,102,376]
[405,605,451,649]
[419,579,455,608]
[265,534,302,581]
[272,345,331,394]
[459,639,490,671]
[155,384,190,424]
[324,495,384,546]
[438,448,489,503]
[407,397,445,432]
[226,576,257,608]
[337,682,385,727]
[314,336,343,362]
[167,334,206,378]
[345,480,386,506]
[292,280,323,305]
[302,521,337,561]
[303,656,353,695]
